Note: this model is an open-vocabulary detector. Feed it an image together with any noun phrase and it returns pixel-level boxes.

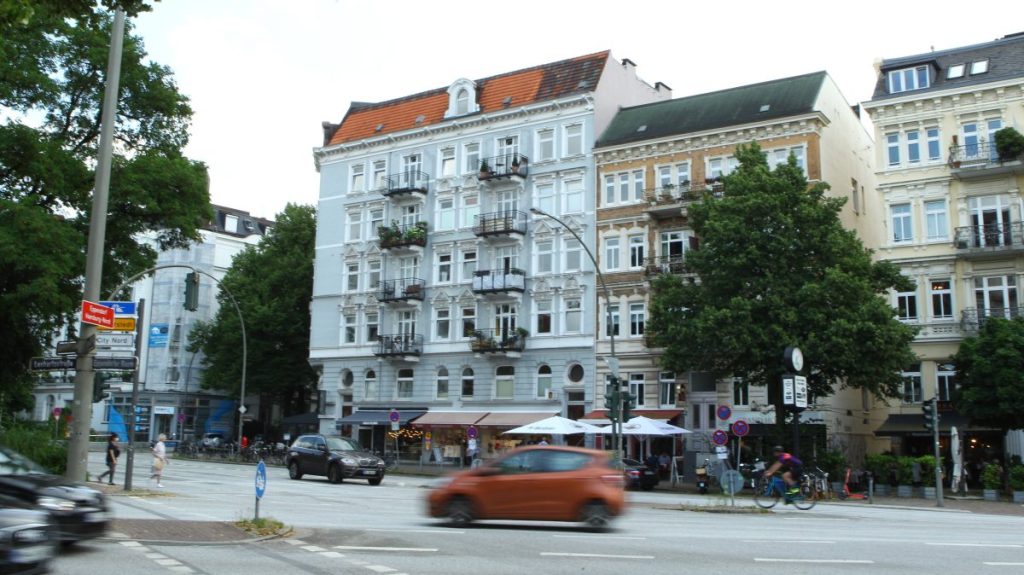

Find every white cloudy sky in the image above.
[131,0,1016,220]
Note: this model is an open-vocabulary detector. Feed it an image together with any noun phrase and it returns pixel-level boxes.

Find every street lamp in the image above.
[528,208,622,458]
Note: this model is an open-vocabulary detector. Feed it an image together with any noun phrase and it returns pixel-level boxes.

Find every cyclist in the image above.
[763,445,803,498]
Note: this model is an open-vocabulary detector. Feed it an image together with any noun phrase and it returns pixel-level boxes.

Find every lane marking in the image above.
[755,559,873,564]
[983,562,1024,566]
[119,541,143,547]
[554,534,646,541]
[334,546,437,553]
[169,567,194,573]
[541,552,655,559]
[366,528,465,534]
[301,545,326,552]
[155,558,183,566]
[285,539,306,545]
[928,543,1022,548]
[145,552,168,559]
[742,540,836,544]
[365,566,398,573]
[320,551,345,558]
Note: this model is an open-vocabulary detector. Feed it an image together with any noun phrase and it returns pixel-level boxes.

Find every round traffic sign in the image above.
[716,405,732,420]
[255,460,267,499]
[721,469,746,494]
[389,409,400,423]
[467,425,478,439]
[711,429,729,446]
[731,419,750,437]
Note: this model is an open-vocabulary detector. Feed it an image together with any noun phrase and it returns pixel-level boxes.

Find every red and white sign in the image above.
[81,300,115,328]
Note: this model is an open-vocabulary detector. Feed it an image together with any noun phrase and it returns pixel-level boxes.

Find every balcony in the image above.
[469,327,526,357]
[644,254,693,277]
[949,141,1024,180]
[478,153,529,182]
[374,333,423,359]
[644,180,723,219]
[953,222,1024,259]
[471,268,526,296]
[379,278,425,304]
[378,221,428,252]
[473,211,527,239]
[380,170,430,198]
[961,307,1024,332]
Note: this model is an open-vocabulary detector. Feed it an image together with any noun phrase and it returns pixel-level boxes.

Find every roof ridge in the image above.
[618,70,827,114]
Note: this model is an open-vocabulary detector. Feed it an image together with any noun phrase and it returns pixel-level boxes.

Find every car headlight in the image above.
[37,496,76,513]
[340,457,357,467]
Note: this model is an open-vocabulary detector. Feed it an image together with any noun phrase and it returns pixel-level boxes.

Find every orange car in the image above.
[425,445,626,529]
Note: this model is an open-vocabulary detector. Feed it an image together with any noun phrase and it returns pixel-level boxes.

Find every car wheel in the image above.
[288,461,303,480]
[368,477,383,486]
[445,496,474,526]
[327,464,343,484]
[579,500,611,530]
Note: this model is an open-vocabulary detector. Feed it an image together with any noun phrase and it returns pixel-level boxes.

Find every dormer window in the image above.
[970,59,989,75]
[888,65,930,94]
[445,78,480,119]
[947,64,965,79]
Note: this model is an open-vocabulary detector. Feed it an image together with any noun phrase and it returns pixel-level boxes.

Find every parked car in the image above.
[285,435,385,485]
[621,458,659,491]
[0,496,57,575]
[0,446,108,545]
[426,445,626,529]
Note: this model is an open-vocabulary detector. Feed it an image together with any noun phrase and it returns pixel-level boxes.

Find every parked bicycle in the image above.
[753,473,817,510]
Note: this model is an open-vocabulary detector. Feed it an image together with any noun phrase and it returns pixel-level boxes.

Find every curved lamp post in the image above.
[528,208,621,459]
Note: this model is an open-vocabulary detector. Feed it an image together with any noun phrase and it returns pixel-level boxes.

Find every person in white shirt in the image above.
[149,433,168,488]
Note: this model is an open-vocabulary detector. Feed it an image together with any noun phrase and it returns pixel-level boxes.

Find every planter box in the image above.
[831,482,844,496]
[923,486,936,500]
[1013,491,1024,504]
[873,484,891,497]
[983,489,999,502]
[896,485,914,498]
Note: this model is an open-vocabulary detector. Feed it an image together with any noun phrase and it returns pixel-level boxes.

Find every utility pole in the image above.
[66,11,125,481]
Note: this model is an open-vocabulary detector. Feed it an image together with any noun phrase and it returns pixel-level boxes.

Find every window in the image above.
[605,237,620,271]
[440,148,455,178]
[930,279,953,319]
[343,313,357,344]
[535,300,552,334]
[888,65,930,93]
[397,368,414,399]
[896,288,918,321]
[365,312,378,343]
[658,165,672,188]
[629,235,645,268]
[372,160,387,189]
[345,262,360,292]
[629,303,645,336]
[568,364,585,385]
[563,179,583,214]
[366,260,381,291]
[367,208,384,239]
[435,307,451,339]
[886,133,901,167]
[536,129,554,161]
[901,364,922,404]
[365,369,378,399]
[937,364,957,401]
[461,368,474,398]
[535,183,555,214]
[464,143,480,174]
[456,89,469,115]
[675,163,690,187]
[891,203,913,243]
[564,298,581,333]
[907,130,921,164]
[629,373,645,407]
[970,60,988,75]
[437,253,452,283]
[564,124,583,157]
[437,198,454,230]
[659,372,677,406]
[565,238,582,272]
[926,128,941,161]
[768,146,806,173]
[732,378,749,406]
[461,250,477,281]
[461,194,478,228]
[535,240,553,274]
[603,175,615,206]
[460,305,476,337]
[536,365,552,399]
[633,170,646,201]
[436,367,449,399]
[496,366,515,399]
[347,211,362,241]
[925,200,947,241]
[947,64,965,79]
[350,164,365,192]
[606,304,620,337]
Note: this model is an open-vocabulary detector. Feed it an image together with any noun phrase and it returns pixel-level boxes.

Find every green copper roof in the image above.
[596,71,828,148]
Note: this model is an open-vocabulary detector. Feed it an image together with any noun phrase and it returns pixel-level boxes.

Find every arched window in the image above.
[398,368,414,399]
[461,367,474,398]
[365,369,377,400]
[537,365,552,398]
[436,367,449,399]
[456,88,469,115]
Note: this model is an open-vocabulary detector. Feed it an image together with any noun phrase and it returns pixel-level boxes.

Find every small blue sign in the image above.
[100,301,136,315]
[255,460,267,499]
[148,323,169,348]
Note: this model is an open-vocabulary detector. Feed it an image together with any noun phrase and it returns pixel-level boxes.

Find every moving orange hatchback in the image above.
[426,445,626,529]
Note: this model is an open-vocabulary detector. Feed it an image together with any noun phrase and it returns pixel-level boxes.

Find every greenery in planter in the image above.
[403,221,428,242]
[515,327,529,337]
[894,456,916,485]
[818,449,848,481]
[479,159,491,175]
[378,221,402,243]
[865,453,896,485]
[994,127,1024,161]
[916,455,939,478]
[1009,464,1024,491]
[981,463,1002,490]
[0,423,67,475]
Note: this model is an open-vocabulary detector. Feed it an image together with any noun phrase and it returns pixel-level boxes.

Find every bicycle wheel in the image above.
[792,480,817,510]
[752,476,779,509]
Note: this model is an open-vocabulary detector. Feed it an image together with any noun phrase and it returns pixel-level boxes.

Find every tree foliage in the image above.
[0,3,210,416]
[191,204,318,416]
[648,143,917,417]
[951,317,1024,433]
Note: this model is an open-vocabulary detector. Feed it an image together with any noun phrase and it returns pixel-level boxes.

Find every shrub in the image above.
[894,456,916,485]
[994,127,1024,161]
[981,463,1002,490]
[1009,465,1024,491]
[865,453,896,485]
[818,449,848,481]
[0,423,67,475]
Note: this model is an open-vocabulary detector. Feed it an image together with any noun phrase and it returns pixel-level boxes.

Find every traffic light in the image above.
[92,381,111,403]
[922,398,939,432]
[604,378,621,422]
[621,391,636,422]
[184,272,199,311]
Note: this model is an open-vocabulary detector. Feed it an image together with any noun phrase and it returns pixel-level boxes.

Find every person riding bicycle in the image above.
[763,445,803,496]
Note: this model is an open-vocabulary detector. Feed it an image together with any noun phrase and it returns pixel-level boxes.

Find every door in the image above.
[402,153,422,188]
[494,303,517,340]
[968,196,1011,247]
[974,275,1018,320]
[310,436,329,475]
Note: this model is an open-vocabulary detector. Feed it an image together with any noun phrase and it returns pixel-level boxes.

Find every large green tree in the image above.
[648,143,917,421]
[190,204,318,417]
[951,317,1024,434]
[0,3,210,415]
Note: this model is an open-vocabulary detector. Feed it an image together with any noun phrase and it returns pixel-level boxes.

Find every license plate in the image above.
[361,469,377,475]
[84,511,107,523]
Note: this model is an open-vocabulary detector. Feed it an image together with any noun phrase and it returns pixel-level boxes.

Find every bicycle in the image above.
[381,452,399,471]
[753,473,817,510]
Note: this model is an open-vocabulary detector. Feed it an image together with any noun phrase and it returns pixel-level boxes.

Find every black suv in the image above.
[285,435,386,485]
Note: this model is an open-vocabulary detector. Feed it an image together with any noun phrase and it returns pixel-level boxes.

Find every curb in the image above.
[102,529,292,547]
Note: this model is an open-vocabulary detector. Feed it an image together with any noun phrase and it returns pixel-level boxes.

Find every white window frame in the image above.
[434,306,451,340]
[342,313,357,344]
[464,142,480,175]
[372,160,387,190]
[495,366,515,400]
[888,65,930,93]
[536,365,552,399]
[629,302,645,337]
[535,182,555,214]
[347,211,362,242]
[891,203,913,244]
[460,305,476,338]
[564,124,583,157]
[460,250,477,281]
[436,367,449,400]
[929,278,953,320]
[345,262,360,292]
[535,299,552,335]
[397,368,414,399]
[564,238,582,272]
[604,236,620,271]
[350,164,365,193]
[563,298,582,334]
[536,128,555,162]
[436,253,452,284]
[925,199,948,241]
[440,147,456,178]
[629,235,645,268]
[535,239,553,275]
[895,288,918,322]
[437,197,455,231]
[563,179,583,214]
[460,194,478,229]
[901,364,922,404]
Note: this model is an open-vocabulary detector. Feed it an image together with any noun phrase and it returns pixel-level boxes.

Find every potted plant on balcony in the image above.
[377,221,402,245]
[479,159,491,179]
[403,221,428,244]
[995,127,1024,162]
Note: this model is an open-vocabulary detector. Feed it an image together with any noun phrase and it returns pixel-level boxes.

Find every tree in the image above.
[0,4,211,416]
[648,143,917,423]
[191,204,318,417]
[952,317,1024,434]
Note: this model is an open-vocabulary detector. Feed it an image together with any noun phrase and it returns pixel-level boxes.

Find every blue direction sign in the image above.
[255,460,267,499]
[100,301,136,315]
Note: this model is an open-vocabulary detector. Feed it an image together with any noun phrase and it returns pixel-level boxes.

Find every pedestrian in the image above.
[150,433,168,488]
[538,437,549,446]
[96,433,120,485]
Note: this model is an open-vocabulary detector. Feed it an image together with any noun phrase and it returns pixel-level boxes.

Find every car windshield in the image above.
[325,437,361,452]
[0,446,47,475]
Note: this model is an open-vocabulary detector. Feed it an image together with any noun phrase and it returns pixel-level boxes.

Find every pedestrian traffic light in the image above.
[184,272,199,311]
[621,391,635,422]
[604,378,621,422]
[922,398,939,432]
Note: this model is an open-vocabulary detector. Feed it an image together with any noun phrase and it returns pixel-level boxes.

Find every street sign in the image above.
[51,407,62,419]
[92,356,138,370]
[711,429,729,446]
[97,317,136,332]
[81,300,115,328]
[30,357,75,371]
[99,301,136,315]
[255,461,267,499]
[238,405,247,414]
[731,419,750,437]
[603,356,621,378]
[721,469,745,494]
[467,425,478,439]
[389,409,400,423]
[794,375,808,409]
[716,405,732,420]
[782,376,795,406]
[96,333,135,349]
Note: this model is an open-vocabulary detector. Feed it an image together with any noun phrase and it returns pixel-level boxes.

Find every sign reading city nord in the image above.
[81,300,115,328]
[99,301,136,315]
[96,333,135,349]
[97,317,136,332]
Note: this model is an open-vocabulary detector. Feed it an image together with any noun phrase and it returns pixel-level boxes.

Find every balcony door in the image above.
[496,136,519,169]
[495,246,519,273]
[400,204,420,228]
[398,256,419,280]
[494,303,517,338]
[398,310,417,337]
[401,154,422,188]
[496,190,518,217]
[974,275,1018,320]
[968,196,1011,247]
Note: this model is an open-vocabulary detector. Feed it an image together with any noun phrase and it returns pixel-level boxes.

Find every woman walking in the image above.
[150,433,168,488]
[96,433,120,485]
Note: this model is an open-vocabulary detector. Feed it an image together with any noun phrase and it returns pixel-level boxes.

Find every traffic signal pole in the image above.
[923,397,944,507]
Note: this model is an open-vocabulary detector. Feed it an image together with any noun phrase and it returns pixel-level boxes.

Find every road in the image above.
[50,454,1024,574]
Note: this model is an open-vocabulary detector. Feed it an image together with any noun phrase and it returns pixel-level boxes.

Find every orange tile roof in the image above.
[328,51,611,146]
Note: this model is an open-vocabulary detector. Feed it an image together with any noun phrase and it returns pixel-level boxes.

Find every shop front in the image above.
[411,411,558,465]
[336,408,427,457]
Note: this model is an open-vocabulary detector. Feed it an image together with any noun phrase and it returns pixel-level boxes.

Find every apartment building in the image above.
[310,52,669,458]
[592,72,881,463]
[863,33,1024,461]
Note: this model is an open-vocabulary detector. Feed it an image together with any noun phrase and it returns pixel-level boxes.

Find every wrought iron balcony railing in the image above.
[469,327,527,354]
[644,180,725,204]
[954,222,1023,250]
[380,170,430,197]
[644,254,692,276]
[471,268,526,294]
[378,221,428,249]
[374,333,423,357]
[473,211,528,237]
[478,153,529,181]
[948,141,1015,170]
[379,277,425,302]
[961,306,1024,331]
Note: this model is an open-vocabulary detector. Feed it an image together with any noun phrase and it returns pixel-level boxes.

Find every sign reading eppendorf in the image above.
[92,356,138,370]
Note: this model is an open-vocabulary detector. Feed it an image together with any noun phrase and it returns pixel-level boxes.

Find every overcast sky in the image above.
[131,0,1017,221]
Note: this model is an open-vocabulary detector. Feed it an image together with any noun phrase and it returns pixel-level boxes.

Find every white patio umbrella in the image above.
[951,426,965,494]
[597,415,693,436]
[502,415,604,435]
